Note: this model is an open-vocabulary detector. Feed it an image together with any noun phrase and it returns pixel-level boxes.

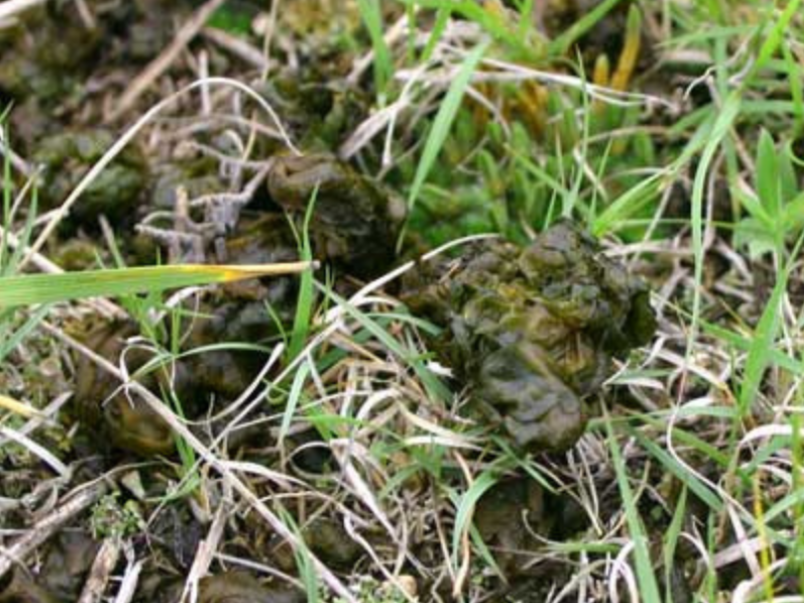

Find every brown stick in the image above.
[202,27,268,70]
[77,538,122,603]
[0,481,108,580]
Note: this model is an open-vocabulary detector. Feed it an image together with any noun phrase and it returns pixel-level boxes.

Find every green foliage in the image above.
[286,186,318,363]
[0,263,313,309]
[331,576,411,603]
[90,492,145,540]
[356,0,393,100]
[208,5,253,36]
[402,40,490,248]
[734,130,804,258]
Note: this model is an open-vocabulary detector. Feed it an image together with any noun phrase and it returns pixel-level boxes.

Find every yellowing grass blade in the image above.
[0,262,316,309]
[0,394,44,419]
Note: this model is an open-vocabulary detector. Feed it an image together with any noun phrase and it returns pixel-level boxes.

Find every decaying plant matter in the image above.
[405,221,656,451]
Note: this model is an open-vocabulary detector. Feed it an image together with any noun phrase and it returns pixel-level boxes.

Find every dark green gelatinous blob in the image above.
[404,221,656,452]
[267,153,404,278]
[147,572,304,603]
[194,572,304,603]
[0,4,101,106]
[72,321,174,457]
[303,517,363,568]
[33,130,147,227]
[179,213,300,400]
[477,342,585,452]
[266,515,361,572]
[475,477,547,576]
[38,531,99,601]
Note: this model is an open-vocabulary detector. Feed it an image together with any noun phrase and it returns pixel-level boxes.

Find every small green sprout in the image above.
[90,492,144,540]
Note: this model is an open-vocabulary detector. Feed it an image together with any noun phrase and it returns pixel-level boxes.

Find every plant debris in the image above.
[404,221,655,451]
[2,0,802,601]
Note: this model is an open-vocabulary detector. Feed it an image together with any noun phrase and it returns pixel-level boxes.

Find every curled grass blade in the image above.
[450,470,498,581]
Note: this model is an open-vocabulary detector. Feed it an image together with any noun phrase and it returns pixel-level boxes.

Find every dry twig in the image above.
[202,27,268,70]
[38,321,357,603]
[108,0,227,121]
[0,480,108,580]
[77,537,122,603]
[21,77,299,272]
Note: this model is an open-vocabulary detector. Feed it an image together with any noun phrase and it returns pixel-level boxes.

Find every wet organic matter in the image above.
[404,221,656,451]
[3,0,789,601]
[71,321,175,457]
[268,153,405,278]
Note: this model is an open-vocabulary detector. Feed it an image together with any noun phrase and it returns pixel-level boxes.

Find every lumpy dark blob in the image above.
[267,153,404,278]
[404,221,656,452]
[72,321,175,457]
[194,572,303,603]
[33,129,148,229]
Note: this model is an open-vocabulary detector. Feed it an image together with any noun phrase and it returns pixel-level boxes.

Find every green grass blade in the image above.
[663,486,687,603]
[688,91,741,353]
[287,187,318,361]
[277,507,320,603]
[592,171,663,236]
[605,415,662,602]
[630,426,723,511]
[700,319,801,376]
[1,121,10,273]
[0,304,51,363]
[548,0,624,56]
[400,40,489,249]
[406,0,530,56]
[738,262,788,415]
[5,185,39,278]
[451,470,498,568]
[318,283,451,403]
[747,0,803,80]
[755,129,780,220]
[280,361,310,444]
[356,0,393,98]
[421,6,451,62]
[0,262,314,309]
[781,42,804,135]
